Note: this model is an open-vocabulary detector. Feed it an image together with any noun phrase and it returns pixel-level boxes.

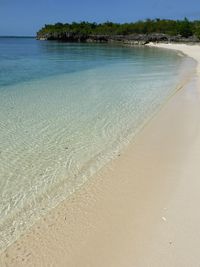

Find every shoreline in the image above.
[1,43,200,266]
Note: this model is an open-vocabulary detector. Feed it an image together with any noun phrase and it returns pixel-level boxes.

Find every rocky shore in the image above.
[36,32,199,44]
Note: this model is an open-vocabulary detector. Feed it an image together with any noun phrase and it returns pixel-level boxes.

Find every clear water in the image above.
[0,38,194,251]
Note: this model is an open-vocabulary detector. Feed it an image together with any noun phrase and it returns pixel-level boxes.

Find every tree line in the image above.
[37,18,200,39]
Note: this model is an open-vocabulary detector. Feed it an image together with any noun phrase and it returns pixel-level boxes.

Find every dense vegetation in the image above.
[37,18,200,39]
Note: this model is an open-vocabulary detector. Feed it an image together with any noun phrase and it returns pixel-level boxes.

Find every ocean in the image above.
[0,38,195,251]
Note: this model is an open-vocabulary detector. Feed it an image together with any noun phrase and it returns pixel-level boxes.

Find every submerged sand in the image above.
[1,44,200,266]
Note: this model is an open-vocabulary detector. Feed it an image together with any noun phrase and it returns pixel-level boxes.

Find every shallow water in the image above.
[0,38,195,251]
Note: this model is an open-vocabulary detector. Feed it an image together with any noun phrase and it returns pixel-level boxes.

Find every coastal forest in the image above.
[37,18,200,42]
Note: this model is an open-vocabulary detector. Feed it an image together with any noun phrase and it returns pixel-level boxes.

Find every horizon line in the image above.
[0,35,35,38]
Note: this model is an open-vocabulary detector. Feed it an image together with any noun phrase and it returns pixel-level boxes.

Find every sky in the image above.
[0,0,200,36]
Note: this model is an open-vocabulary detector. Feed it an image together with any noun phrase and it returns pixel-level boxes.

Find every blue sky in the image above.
[0,0,200,36]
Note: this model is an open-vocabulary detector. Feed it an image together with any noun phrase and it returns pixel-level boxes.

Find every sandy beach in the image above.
[1,43,200,266]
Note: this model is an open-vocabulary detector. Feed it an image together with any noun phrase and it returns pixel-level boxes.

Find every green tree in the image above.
[178,18,193,38]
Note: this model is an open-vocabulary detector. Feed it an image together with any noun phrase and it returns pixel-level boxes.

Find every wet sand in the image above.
[1,43,200,267]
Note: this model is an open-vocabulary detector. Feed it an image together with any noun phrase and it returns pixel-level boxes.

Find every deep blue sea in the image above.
[0,38,194,251]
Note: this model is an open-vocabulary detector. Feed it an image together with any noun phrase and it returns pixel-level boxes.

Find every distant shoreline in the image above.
[0,34,199,46]
[36,19,200,44]
[36,33,200,45]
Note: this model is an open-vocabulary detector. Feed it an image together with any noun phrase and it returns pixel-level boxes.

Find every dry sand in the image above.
[1,44,200,267]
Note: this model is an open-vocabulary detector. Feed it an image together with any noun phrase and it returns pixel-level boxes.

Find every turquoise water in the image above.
[0,38,194,251]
